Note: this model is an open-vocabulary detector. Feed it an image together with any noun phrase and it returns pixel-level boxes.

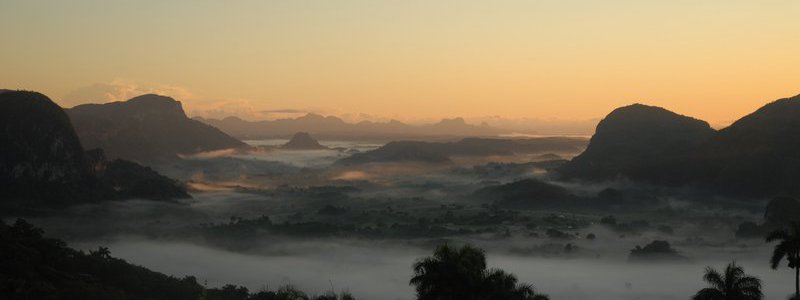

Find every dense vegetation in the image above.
[410,244,549,300]
[691,262,763,300]
[0,219,202,299]
[0,219,354,300]
[101,159,190,200]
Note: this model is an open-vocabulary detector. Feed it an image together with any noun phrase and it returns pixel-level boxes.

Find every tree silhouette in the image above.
[767,222,800,298]
[410,244,548,300]
[691,262,762,300]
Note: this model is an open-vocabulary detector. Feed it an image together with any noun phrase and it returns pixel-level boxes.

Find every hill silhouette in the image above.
[1,219,354,300]
[475,178,580,209]
[560,94,800,196]
[337,141,453,165]
[69,94,244,162]
[559,104,715,183]
[1,91,93,186]
[281,132,329,150]
[701,95,800,195]
[337,137,586,165]
[0,91,188,209]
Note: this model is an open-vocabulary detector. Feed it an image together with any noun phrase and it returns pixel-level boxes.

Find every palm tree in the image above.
[410,244,548,300]
[767,222,800,298]
[410,244,487,300]
[482,269,549,300]
[691,262,762,300]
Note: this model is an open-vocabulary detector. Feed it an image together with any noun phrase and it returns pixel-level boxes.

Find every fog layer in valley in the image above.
[16,138,795,300]
[74,239,792,300]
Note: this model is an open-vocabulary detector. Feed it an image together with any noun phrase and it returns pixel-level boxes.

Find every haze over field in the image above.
[3,1,800,300]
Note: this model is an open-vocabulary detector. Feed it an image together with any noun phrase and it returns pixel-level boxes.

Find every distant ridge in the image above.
[336,137,587,165]
[560,94,800,197]
[69,94,245,162]
[197,113,507,141]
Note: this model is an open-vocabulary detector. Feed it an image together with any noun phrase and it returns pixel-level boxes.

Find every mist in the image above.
[63,227,794,300]
[10,136,796,300]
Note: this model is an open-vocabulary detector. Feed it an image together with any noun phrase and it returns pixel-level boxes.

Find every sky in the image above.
[1,0,799,127]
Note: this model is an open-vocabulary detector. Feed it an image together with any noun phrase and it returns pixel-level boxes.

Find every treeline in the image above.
[0,219,350,300]
[7,216,800,300]
[1,218,552,300]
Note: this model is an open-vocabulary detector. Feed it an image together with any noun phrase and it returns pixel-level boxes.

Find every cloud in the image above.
[262,109,308,114]
[188,98,278,121]
[61,79,193,107]
[61,80,289,121]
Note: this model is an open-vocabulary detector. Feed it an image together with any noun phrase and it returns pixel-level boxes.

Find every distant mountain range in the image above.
[560,94,800,197]
[197,114,508,141]
[68,94,245,162]
[0,91,189,209]
[336,137,587,165]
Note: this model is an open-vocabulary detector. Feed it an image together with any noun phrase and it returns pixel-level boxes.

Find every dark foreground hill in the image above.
[560,94,800,197]
[700,96,800,195]
[559,104,715,184]
[0,219,355,300]
[0,91,188,210]
[337,137,587,165]
[68,94,245,162]
[0,91,93,186]
[0,219,203,300]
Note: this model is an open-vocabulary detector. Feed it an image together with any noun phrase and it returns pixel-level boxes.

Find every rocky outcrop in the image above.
[560,104,715,183]
[560,94,800,197]
[0,91,189,208]
[69,94,245,162]
[281,132,328,150]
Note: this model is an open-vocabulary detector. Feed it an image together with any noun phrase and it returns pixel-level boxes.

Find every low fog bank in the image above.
[12,138,792,300]
[67,238,793,300]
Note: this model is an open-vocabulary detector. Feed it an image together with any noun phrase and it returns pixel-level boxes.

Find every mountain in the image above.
[559,104,715,183]
[281,132,329,150]
[0,91,188,209]
[198,114,507,141]
[337,141,453,165]
[1,91,93,186]
[337,137,587,165]
[68,94,245,162]
[560,94,800,196]
[475,178,580,209]
[701,95,800,195]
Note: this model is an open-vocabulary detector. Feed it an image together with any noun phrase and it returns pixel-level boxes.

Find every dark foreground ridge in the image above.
[0,219,355,300]
[560,94,800,197]
[0,91,189,211]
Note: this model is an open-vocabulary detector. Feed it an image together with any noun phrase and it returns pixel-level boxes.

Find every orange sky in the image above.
[1,1,799,127]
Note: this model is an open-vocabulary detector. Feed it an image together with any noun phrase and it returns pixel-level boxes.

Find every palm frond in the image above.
[692,288,724,300]
[703,267,725,291]
[770,242,789,269]
[766,229,790,243]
